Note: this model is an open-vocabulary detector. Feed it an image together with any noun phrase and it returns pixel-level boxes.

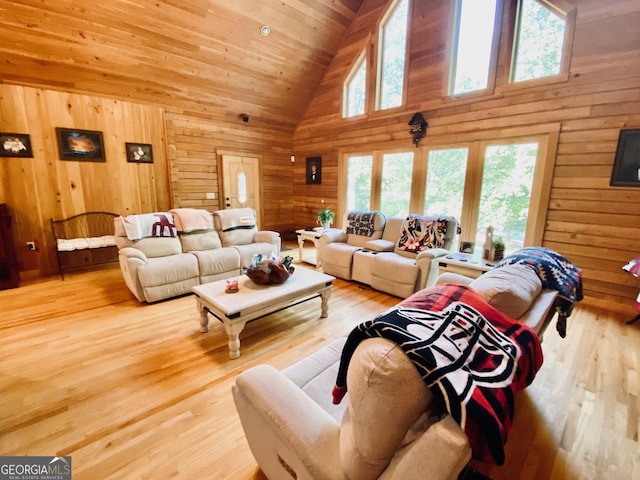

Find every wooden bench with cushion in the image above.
[50,211,119,279]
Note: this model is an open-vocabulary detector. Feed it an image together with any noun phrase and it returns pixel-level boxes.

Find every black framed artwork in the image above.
[126,142,153,163]
[0,133,33,158]
[56,127,105,161]
[610,128,640,187]
[306,156,322,184]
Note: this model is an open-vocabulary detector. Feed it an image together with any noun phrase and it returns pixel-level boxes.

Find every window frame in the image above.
[444,0,576,99]
[504,0,576,89]
[445,0,504,99]
[374,0,412,112]
[339,126,559,249]
[342,49,368,119]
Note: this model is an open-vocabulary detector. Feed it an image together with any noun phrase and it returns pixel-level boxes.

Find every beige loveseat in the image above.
[232,267,558,480]
[319,211,458,298]
[114,208,280,303]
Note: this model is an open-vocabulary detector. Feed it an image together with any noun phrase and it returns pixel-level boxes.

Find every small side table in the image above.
[295,228,326,267]
[437,252,495,279]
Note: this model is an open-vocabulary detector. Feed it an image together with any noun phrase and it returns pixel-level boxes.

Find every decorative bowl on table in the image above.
[244,255,295,285]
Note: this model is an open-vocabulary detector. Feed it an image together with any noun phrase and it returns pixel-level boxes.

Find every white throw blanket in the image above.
[120,212,176,241]
[170,208,213,232]
[215,208,256,232]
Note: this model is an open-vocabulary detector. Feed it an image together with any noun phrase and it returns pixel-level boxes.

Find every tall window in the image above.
[376,0,409,110]
[424,148,468,221]
[449,0,574,96]
[474,143,537,255]
[380,152,413,217]
[346,155,373,210]
[511,0,567,83]
[342,135,552,253]
[450,0,498,95]
[343,52,367,118]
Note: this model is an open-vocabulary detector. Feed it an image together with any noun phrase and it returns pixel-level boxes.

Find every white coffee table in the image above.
[192,267,334,359]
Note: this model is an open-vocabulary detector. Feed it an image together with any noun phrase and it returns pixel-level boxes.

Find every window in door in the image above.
[474,143,538,256]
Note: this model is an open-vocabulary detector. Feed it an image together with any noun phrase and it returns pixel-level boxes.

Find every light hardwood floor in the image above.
[1,246,639,479]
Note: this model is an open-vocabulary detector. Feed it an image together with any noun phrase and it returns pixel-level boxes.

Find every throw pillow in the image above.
[346,211,378,237]
[469,264,542,319]
[396,215,448,253]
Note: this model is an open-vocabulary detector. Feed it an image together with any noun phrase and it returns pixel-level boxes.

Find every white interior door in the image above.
[221,154,260,213]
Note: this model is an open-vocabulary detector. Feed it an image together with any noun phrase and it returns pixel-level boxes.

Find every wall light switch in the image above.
[206,192,216,200]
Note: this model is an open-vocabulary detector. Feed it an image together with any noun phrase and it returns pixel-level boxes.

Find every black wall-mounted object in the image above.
[408,112,428,147]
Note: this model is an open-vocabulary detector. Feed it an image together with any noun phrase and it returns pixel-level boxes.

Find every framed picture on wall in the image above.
[306,156,322,184]
[126,142,153,163]
[610,128,640,187]
[56,127,105,161]
[0,132,33,157]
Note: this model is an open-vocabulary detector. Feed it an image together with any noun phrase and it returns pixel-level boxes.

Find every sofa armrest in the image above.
[118,246,148,262]
[383,415,471,479]
[117,249,147,302]
[415,247,449,260]
[254,230,280,244]
[233,365,342,479]
[319,229,347,246]
[436,272,473,286]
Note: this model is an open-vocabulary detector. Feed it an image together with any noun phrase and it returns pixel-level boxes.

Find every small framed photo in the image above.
[56,128,105,161]
[0,133,33,157]
[610,128,640,187]
[126,142,153,163]
[306,156,322,184]
[460,241,474,254]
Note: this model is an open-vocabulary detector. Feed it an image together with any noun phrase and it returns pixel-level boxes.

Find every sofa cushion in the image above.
[469,264,542,319]
[192,247,240,277]
[396,215,449,253]
[180,230,222,252]
[128,236,183,258]
[214,208,257,246]
[137,253,199,287]
[345,211,386,247]
[340,337,434,480]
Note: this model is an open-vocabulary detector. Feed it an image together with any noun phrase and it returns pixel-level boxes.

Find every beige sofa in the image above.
[319,211,458,298]
[114,208,280,303]
[232,267,558,479]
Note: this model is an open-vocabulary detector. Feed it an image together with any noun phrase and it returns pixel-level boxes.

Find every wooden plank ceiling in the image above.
[0,0,364,131]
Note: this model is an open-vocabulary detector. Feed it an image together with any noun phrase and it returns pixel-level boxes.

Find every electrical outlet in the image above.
[26,241,36,251]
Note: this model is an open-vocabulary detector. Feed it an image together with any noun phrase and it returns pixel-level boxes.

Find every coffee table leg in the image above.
[224,320,247,359]
[320,289,331,318]
[197,301,210,333]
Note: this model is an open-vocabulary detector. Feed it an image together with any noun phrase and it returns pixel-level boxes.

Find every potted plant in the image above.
[316,206,335,230]
[492,237,505,262]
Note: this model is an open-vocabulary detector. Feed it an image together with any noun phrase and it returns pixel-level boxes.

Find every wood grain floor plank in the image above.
[1,244,638,479]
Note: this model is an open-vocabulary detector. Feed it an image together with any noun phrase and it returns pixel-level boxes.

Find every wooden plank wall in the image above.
[165,113,294,234]
[0,85,168,276]
[292,0,640,313]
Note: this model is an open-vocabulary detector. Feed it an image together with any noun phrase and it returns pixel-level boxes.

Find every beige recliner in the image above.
[212,207,281,268]
[318,210,387,280]
[233,336,471,480]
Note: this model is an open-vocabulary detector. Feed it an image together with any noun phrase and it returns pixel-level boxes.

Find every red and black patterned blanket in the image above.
[332,284,543,465]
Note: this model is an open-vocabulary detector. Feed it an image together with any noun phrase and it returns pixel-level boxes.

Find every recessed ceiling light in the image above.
[260,25,271,37]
